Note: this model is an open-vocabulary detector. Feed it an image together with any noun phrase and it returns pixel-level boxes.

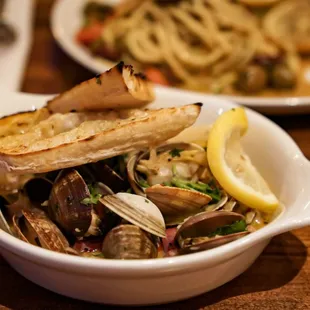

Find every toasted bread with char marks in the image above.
[0,103,202,175]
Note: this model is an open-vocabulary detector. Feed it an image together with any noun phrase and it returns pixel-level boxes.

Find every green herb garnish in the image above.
[81,184,102,205]
[172,164,177,176]
[207,220,247,238]
[163,181,172,186]
[169,148,183,158]
[138,178,150,188]
[169,177,221,202]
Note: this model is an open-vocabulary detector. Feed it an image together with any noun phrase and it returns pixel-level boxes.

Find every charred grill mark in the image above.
[84,136,96,141]
[135,72,147,80]
[116,61,125,73]
[17,122,27,127]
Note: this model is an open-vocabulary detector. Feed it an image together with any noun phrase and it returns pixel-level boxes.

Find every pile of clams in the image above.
[0,143,267,259]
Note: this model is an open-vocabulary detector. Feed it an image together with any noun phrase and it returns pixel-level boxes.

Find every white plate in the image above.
[0,0,34,91]
[0,90,310,306]
[51,0,310,115]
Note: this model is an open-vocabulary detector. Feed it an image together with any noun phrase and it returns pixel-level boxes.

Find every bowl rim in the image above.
[0,90,310,278]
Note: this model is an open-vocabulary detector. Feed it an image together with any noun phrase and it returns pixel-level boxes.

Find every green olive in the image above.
[236,65,267,93]
[271,64,296,89]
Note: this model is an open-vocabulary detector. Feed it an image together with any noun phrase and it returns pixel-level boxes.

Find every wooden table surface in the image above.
[1,1,310,309]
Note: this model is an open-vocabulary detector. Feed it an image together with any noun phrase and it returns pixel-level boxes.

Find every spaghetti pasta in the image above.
[78,0,309,94]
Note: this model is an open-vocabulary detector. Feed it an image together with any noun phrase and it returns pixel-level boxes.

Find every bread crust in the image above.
[0,108,50,138]
[46,62,155,113]
[0,104,202,175]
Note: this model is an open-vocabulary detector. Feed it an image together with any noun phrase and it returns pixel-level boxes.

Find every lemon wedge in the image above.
[207,107,279,213]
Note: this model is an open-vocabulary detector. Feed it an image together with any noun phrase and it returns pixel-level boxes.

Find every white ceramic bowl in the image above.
[0,89,310,306]
[50,0,310,114]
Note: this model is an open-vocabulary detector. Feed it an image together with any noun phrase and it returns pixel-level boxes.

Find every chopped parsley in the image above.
[138,178,149,188]
[169,148,183,158]
[165,177,221,203]
[81,184,102,205]
[172,164,177,176]
[207,220,247,238]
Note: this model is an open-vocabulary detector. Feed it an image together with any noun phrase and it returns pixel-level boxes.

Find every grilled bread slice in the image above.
[0,108,50,139]
[46,62,155,113]
[0,103,202,175]
[0,108,52,194]
[0,110,145,193]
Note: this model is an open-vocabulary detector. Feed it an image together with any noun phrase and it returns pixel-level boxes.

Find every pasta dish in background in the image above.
[76,0,310,97]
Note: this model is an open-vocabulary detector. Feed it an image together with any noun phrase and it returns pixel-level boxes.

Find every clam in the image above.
[13,207,78,255]
[100,193,166,238]
[102,224,158,259]
[92,182,122,235]
[0,193,33,236]
[48,169,99,237]
[175,211,250,253]
[87,160,129,193]
[145,185,212,226]
[127,142,220,225]
[77,159,129,193]
[0,197,13,235]
[204,191,229,212]
[23,177,53,205]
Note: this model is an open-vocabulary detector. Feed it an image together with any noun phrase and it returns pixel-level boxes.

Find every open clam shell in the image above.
[23,177,53,205]
[127,152,145,196]
[87,161,129,193]
[13,207,78,255]
[145,185,212,226]
[127,142,214,225]
[204,191,229,212]
[100,193,166,238]
[127,142,207,194]
[0,193,33,236]
[0,197,13,235]
[175,211,249,253]
[180,231,249,253]
[48,169,93,237]
[102,224,158,259]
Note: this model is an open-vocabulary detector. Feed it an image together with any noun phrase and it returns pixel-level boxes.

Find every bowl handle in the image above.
[280,157,310,232]
[302,158,310,218]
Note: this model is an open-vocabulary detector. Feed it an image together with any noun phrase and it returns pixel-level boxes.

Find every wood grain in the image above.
[1,1,310,309]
